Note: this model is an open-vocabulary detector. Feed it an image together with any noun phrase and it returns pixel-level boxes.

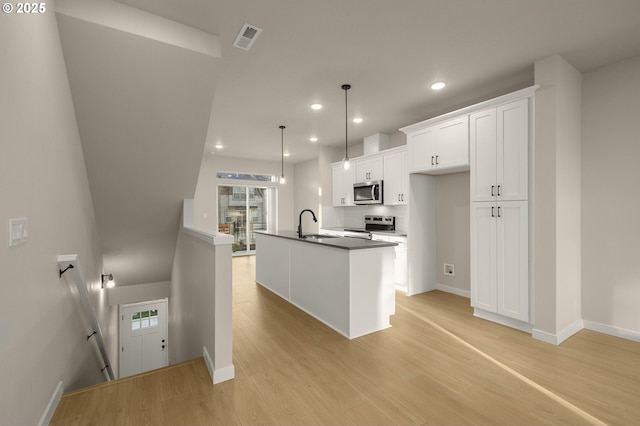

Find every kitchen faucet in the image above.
[297,209,318,238]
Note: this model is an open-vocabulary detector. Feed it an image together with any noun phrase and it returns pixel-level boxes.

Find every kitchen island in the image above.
[255,231,397,339]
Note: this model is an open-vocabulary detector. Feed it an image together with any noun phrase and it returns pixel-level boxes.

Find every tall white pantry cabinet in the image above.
[470,98,530,323]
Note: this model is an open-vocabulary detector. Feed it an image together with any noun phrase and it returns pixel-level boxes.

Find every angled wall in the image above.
[56,0,221,286]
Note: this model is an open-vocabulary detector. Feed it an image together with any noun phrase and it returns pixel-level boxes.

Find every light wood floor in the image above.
[52,255,640,425]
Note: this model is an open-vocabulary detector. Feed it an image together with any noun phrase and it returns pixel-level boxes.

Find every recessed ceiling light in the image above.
[215,143,223,149]
[283,152,291,157]
[309,136,318,142]
[430,82,446,90]
[352,117,363,124]
[310,103,323,110]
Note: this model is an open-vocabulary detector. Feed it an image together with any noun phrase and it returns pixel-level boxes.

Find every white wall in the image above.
[436,173,471,295]
[533,54,583,340]
[581,55,640,333]
[0,10,116,424]
[169,227,216,364]
[193,155,295,233]
[294,158,321,234]
[169,222,234,382]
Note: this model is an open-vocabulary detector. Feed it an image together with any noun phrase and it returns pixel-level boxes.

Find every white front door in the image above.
[119,299,168,378]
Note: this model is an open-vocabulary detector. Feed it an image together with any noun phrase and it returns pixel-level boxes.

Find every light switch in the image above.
[9,218,28,247]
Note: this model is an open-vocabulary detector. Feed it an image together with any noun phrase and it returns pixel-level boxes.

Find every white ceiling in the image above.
[115,0,640,164]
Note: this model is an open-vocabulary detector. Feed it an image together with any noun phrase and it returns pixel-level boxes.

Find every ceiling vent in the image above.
[233,23,262,50]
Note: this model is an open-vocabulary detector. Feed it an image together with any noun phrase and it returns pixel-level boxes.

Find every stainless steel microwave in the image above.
[354,180,383,205]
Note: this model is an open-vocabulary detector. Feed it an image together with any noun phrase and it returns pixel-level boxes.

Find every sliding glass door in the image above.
[217,186,269,255]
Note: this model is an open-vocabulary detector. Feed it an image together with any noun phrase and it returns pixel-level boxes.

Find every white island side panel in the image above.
[349,247,395,339]
[290,241,350,337]
[255,233,291,299]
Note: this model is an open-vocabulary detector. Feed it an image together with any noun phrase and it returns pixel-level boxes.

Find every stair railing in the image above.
[58,254,115,381]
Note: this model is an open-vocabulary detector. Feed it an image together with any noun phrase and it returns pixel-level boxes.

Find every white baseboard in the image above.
[202,346,215,383]
[213,365,235,384]
[435,283,470,298]
[584,320,640,343]
[39,380,63,426]
[473,308,533,334]
[533,319,640,345]
[203,345,235,384]
[532,319,584,345]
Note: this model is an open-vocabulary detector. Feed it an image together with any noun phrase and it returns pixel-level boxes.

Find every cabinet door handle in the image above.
[431,156,434,166]
[497,185,501,196]
[436,155,439,165]
[498,206,501,218]
[491,206,495,217]
[491,185,495,196]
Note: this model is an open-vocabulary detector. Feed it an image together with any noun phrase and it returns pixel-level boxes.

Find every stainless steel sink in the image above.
[300,234,339,240]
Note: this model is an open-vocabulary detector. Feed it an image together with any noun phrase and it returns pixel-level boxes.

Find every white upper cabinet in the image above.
[406,116,469,174]
[436,116,470,170]
[383,150,408,205]
[356,156,383,182]
[407,126,436,173]
[470,99,528,202]
[332,163,356,206]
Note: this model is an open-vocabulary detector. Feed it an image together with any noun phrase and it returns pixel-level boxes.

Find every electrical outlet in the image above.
[444,263,454,276]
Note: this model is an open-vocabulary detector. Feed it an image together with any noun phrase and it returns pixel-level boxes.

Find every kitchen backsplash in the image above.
[322,205,408,232]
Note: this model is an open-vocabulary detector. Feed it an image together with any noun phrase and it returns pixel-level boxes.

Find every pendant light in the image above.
[341,84,351,170]
[279,125,286,184]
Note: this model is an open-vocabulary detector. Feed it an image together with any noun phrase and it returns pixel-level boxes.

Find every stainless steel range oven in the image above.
[344,215,395,239]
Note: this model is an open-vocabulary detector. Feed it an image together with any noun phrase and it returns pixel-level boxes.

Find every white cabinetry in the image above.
[406,116,469,174]
[331,147,407,207]
[470,99,528,202]
[383,150,408,205]
[356,156,383,182]
[470,96,531,325]
[332,164,356,206]
[471,201,528,321]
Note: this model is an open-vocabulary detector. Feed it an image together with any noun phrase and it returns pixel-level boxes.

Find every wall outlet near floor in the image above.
[443,263,454,276]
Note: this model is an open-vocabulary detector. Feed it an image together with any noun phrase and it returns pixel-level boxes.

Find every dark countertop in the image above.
[255,230,398,250]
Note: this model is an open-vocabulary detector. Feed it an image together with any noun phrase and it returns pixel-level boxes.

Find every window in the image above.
[130,309,159,331]
[216,172,278,182]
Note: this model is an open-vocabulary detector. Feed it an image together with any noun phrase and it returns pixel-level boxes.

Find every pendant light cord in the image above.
[279,125,285,178]
[342,84,350,160]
